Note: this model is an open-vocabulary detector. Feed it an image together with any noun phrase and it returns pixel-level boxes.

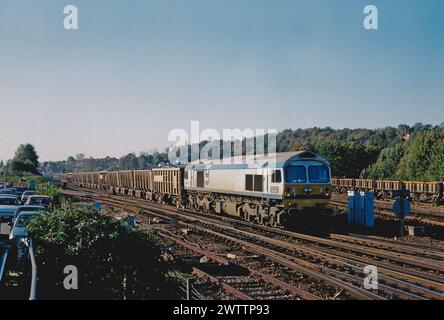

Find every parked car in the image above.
[11,205,47,224]
[9,212,42,240]
[20,190,37,204]
[0,195,20,221]
[25,195,51,211]
[0,189,16,196]
[14,186,26,199]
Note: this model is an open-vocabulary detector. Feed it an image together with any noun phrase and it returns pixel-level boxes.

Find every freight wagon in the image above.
[332,178,443,204]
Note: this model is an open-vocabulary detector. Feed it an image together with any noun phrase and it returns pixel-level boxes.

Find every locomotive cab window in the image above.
[285,166,307,183]
[308,166,330,183]
[271,170,282,183]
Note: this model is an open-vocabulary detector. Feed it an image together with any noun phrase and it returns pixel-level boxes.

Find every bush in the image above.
[26,202,175,299]
[37,186,62,207]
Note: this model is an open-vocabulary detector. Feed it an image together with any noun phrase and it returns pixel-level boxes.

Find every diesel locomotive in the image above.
[60,151,332,226]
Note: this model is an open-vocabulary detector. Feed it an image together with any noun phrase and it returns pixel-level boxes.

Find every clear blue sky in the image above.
[1,0,443,161]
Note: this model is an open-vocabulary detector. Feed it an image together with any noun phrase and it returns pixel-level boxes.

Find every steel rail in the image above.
[63,186,443,300]
[330,234,444,260]
[157,230,322,300]
[69,191,380,299]
[106,192,443,274]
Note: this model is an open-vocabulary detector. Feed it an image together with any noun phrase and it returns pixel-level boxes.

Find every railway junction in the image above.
[57,184,444,301]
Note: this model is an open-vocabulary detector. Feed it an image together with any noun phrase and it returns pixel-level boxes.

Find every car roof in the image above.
[17,212,40,217]
[0,195,18,198]
[28,195,50,199]
[17,205,46,209]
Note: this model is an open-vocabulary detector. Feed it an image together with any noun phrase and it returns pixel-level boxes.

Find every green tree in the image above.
[426,142,444,181]
[396,129,444,180]
[11,159,36,173]
[118,153,139,170]
[11,144,39,174]
[26,203,175,299]
[152,152,169,166]
[315,141,378,178]
[365,144,405,179]
[14,144,39,167]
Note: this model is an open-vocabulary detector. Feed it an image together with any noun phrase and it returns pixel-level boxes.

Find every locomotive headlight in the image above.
[324,187,331,197]
[285,187,291,197]
[286,187,297,197]
[304,187,312,193]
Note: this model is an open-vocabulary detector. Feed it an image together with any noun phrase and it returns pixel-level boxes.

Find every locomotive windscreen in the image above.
[309,166,330,183]
[285,166,307,183]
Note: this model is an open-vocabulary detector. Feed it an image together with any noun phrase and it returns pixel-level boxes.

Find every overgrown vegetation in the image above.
[26,202,176,299]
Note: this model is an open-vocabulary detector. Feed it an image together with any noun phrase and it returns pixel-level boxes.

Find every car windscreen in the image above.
[31,198,50,205]
[15,215,35,228]
[308,165,330,183]
[0,198,18,205]
[20,207,44,212]
[285,166,307,183]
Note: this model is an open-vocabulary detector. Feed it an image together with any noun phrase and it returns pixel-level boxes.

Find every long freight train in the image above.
[332,179,443,204]
[60,151,332,226]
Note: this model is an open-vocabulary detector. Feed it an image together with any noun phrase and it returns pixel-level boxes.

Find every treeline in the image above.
[364,129,444,181]
[39,151,169,176]
[39,123,444,181]
[276,124,444,181]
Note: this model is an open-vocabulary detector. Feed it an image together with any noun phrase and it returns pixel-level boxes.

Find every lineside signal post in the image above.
[392,188,411,238]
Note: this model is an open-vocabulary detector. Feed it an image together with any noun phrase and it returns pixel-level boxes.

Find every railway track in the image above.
[157,230,321,300]
[62,185,444,300]
[75,195,344,300]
